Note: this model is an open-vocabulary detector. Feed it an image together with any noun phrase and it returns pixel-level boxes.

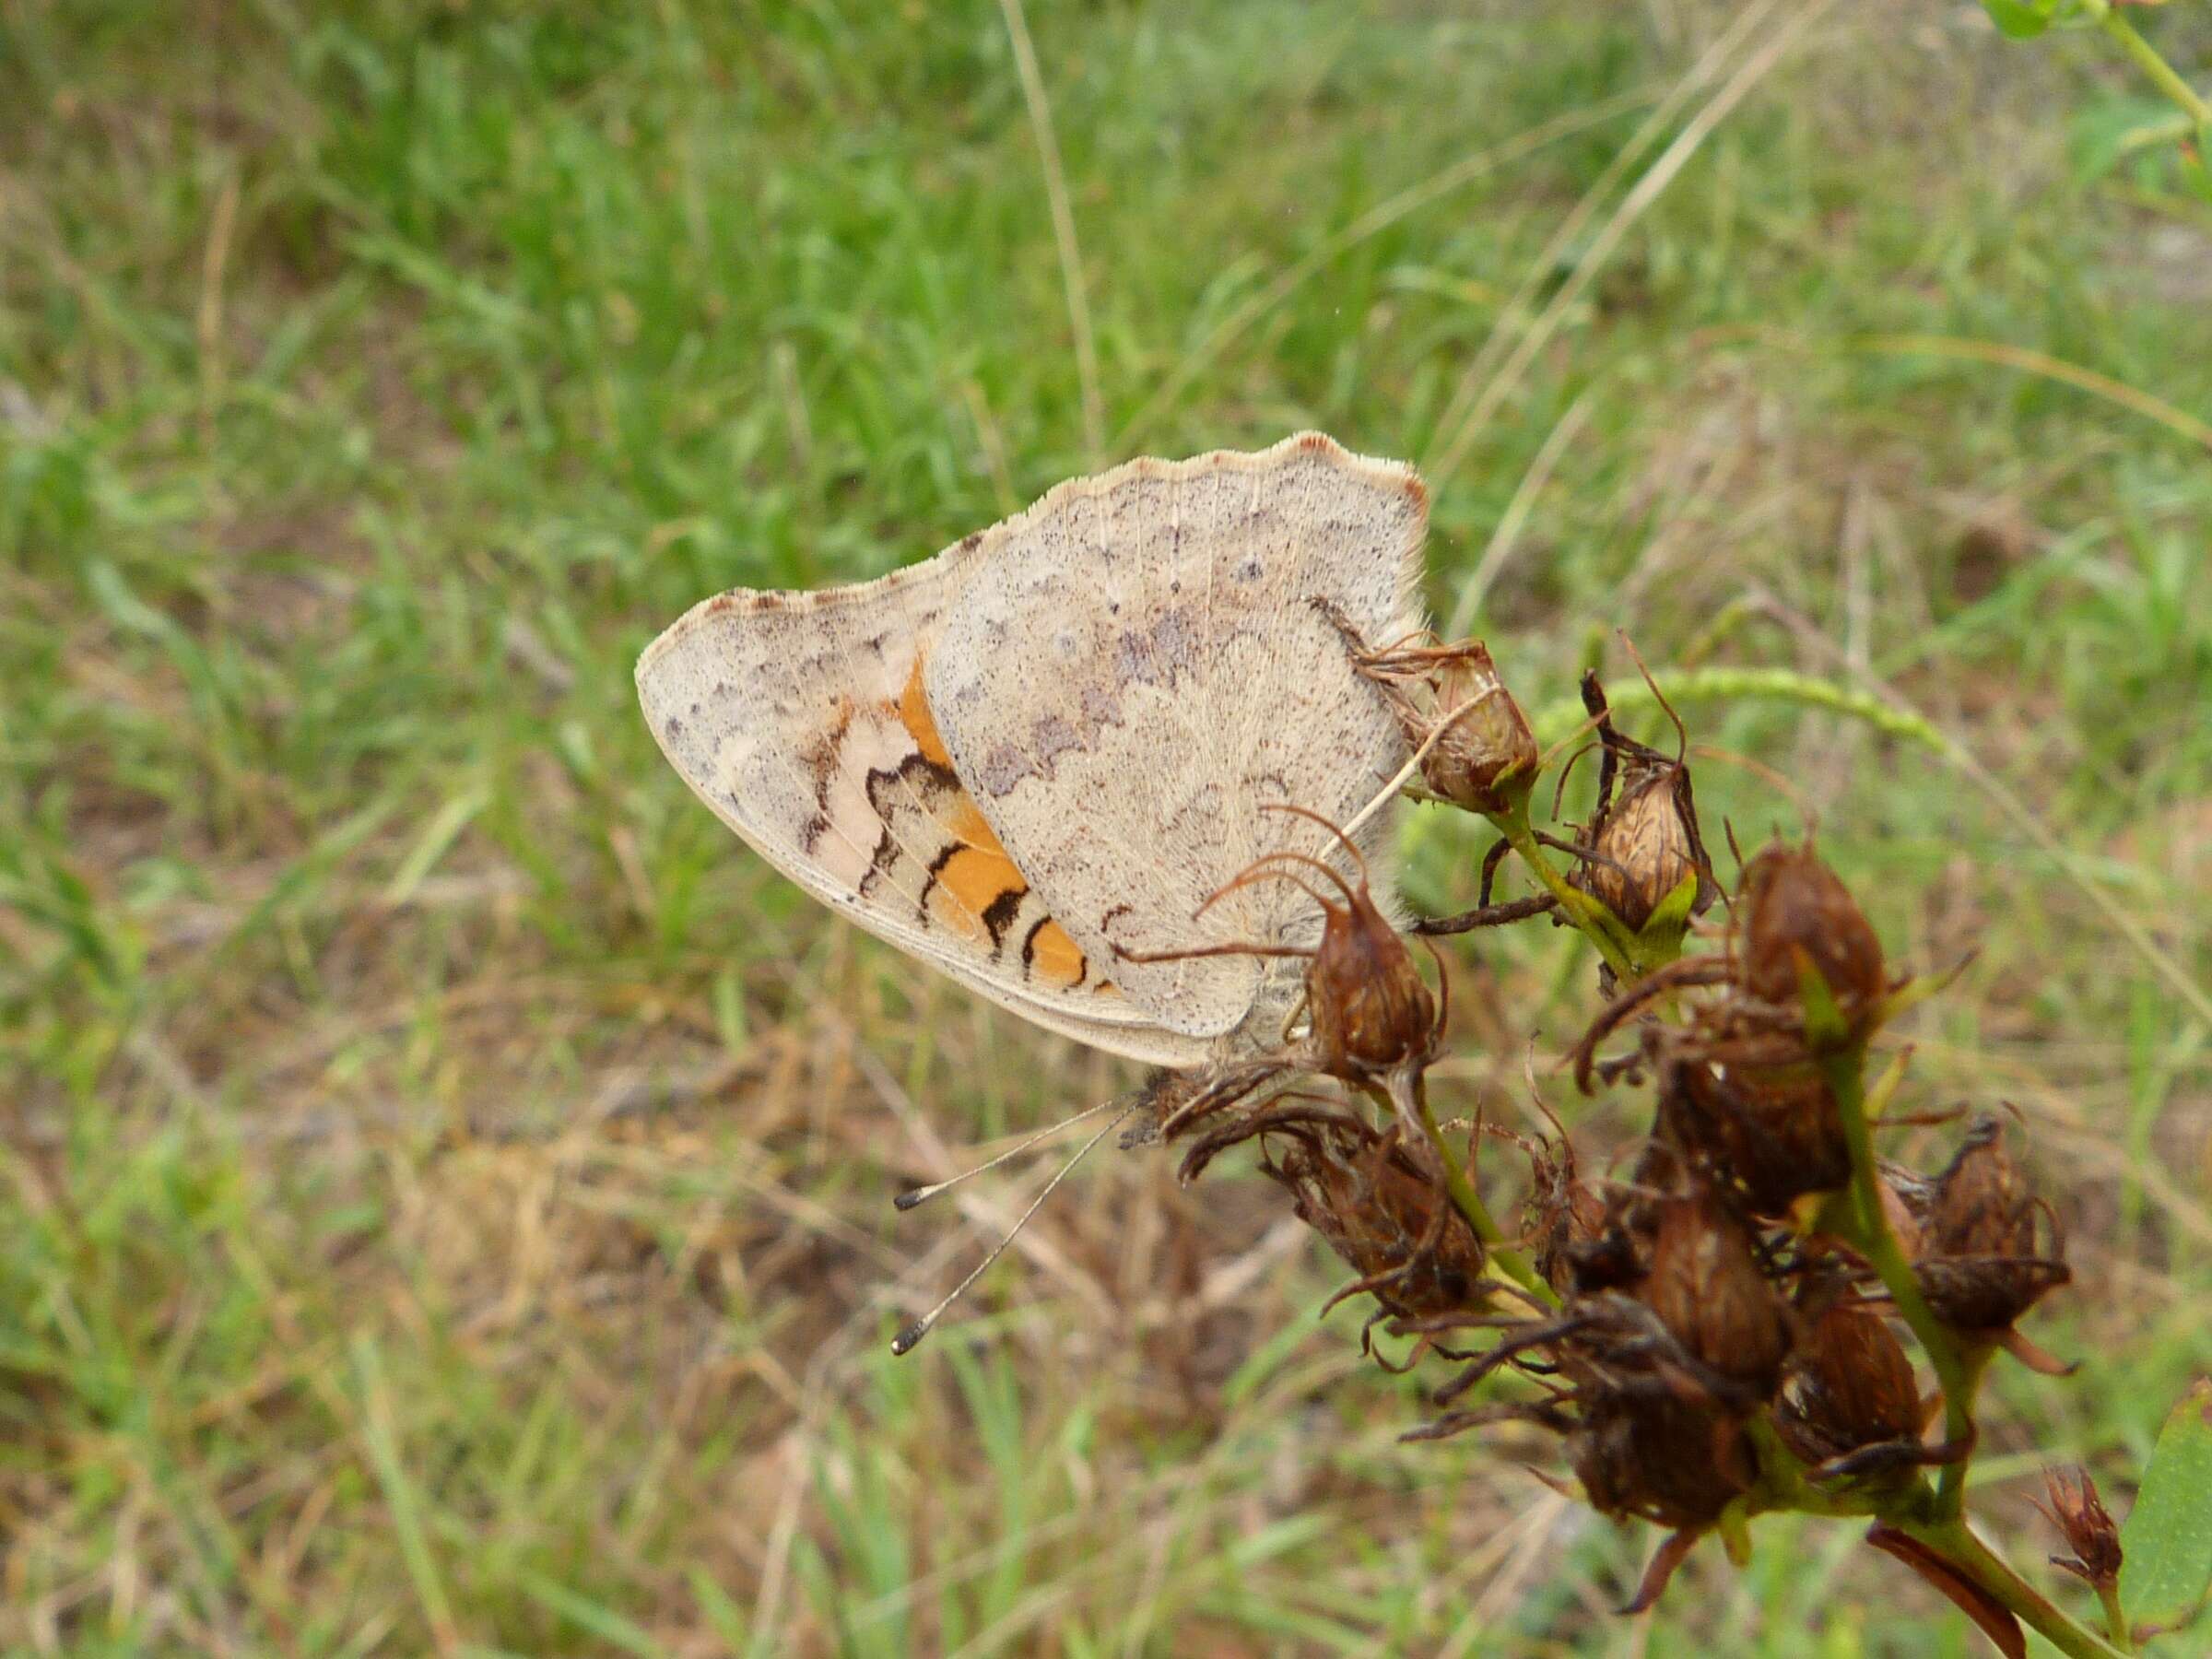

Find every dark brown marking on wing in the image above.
[855,825,895,898]
[795,696,856,852]
[981,887,1024,949]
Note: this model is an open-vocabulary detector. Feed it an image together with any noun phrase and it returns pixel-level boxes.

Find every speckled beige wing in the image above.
[636,547,1210,1068]
[924,431,1428,1051]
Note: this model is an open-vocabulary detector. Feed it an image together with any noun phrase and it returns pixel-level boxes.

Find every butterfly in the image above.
[636,431,1430,1068]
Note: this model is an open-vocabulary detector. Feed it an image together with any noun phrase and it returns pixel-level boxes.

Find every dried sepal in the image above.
[1621,1527,1704,1615]
[1865,1524,2028,1659]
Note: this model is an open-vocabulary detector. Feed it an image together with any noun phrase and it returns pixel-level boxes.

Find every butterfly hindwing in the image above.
[924,433,1427,1047]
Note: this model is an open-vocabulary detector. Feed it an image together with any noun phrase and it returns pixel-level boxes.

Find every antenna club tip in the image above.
[893,1189,926,1211]
[890,1323,926,1356]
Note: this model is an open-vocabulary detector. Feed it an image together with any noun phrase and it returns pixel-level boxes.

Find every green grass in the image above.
[3,0,2209,1653]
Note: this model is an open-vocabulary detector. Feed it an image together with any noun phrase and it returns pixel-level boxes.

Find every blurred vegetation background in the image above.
[3,1,2209,1653]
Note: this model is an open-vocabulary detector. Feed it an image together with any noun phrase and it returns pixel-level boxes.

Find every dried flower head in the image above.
[1774,1300,1927,1477]
[1653,1046,1850,1216]
[1566,669,1718,944]
[1572,1389,1756,1531]
[1577,767,1708,935]
[1119,804,1440,1087]
[1260,1114,1488,1330]
[1912,1112,2071,1337]
[1736,840,1886,1016]
[1300,868,1440,1082]
[2032,1465,2123,1593]
[1334,618,1539,815]
[1635,1182,1795,1398]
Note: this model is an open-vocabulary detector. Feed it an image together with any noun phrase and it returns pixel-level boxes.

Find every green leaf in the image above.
[515,1571,673,1659]
[2066,97,2190,185]
[1980,0,2054,39]
[382,787,488,907]
[2120,1378,2212,1643]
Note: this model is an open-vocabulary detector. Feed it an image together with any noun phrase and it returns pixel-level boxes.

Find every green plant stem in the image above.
[2090,4,2212,135]
[1743,1415,1891,1521]
[1821,1041,1982,1522]
[1394,1072,1559,1309]
[2097,1583,2133,1652]
[1896,1516,2132,1659]
[1748,1416,2127,1656]
[1484,800,1641,984]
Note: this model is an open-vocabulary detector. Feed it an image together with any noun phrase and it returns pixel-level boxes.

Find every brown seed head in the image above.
[1737,841,1886,1012]
[1912,1113,2071,1334]
[1186,806,1439,1082]
[1338,626,1539,816]
[1636,1185,1794,1397]
[1303,873,1438,1080]
[1571,1390,1755,1530]
[1655,1051,1849,1216]
[2033,1465,2123,1593]
[1411,641,1540,814]
[1288,1125,1485,1314]
[1576,768,1704,935]
[1913,1253,2072,1335]
[1774,1303,1923,1469]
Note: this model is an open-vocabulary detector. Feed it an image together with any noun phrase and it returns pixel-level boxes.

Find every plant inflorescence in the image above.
[1114,631,2164,1657]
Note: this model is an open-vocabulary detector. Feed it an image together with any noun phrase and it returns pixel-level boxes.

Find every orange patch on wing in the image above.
[1027,919,1086,988]
[946,795,1009,860]
[935,844,1023,926]
[925,882,990,945]
[899,656,955,770]
[896,653,1101,994]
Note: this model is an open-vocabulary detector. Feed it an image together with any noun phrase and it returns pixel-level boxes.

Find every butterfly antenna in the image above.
[892,1096,1124,1211]
[890,1100,1137,1356]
